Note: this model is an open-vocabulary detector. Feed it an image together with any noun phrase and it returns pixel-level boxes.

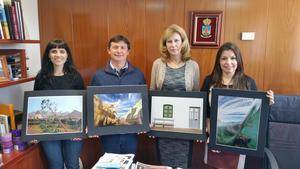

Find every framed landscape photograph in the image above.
[21,90,86,141]
[149,91,207,140]
[189,11,223,48]
[209,88,270,157]
[87,85,149,136]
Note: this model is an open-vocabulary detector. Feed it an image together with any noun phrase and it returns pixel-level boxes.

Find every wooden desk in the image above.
[2,144,48,169]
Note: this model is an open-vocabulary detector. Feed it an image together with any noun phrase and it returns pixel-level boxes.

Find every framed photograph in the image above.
[0,56,10,82]
[189,11,223,48]
[87,85,149,136]
[209,88,270,157]
[149,91,207,140]
[21,90,86,141]
[0,114,9,134]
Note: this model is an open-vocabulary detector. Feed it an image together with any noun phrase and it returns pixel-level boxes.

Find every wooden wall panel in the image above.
[39,0,300,94]
[185,0,226,87]
[264,0,300,94]
[225,0,268,90]
[71,0,109,84]
[38,0,74,56]
[145,0,185,84]
[107,0,146,74]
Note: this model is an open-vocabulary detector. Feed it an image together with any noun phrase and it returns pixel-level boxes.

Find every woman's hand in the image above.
[266,90,275,105]
[137,131,147,135]
[29,139,39,144]
[72,138,82,141]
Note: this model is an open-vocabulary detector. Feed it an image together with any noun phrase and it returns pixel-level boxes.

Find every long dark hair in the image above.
[211,42,251,89]
[40,39,76,78]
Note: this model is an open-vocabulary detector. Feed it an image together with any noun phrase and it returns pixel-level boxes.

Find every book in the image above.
[92,153,135,169]
[0,0,10,39]
[3,0,13,39]
[0,114,9,135]
[14,0,23,39]
[0,104,15,130]
[10,1,19,39]
[134,162,172,169]
[0,22,3,39]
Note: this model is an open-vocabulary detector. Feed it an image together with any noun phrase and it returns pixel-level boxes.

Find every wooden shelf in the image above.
[0,40,40,44]
[1,143,48,169]
[0,77,35,88]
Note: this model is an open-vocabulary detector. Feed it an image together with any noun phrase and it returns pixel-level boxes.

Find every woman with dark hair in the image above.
[201,42,274,169]
[34,39,84,169]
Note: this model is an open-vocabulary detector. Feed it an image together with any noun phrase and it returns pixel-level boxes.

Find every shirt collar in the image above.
[109,61,128,76]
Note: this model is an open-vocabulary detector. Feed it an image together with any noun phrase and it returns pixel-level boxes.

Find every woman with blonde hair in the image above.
[150,24,200,168]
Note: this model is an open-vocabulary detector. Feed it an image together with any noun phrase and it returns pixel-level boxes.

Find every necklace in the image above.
[167,59,184,69]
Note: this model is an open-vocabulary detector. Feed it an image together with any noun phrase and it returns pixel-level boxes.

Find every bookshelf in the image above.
[0,40,39,44]
[0,49,36,88]
[0,0,40,111]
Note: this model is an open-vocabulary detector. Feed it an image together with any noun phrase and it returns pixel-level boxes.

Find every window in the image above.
[163,104,173,118]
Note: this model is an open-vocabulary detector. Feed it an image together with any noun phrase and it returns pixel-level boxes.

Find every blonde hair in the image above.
[159,24,191,62]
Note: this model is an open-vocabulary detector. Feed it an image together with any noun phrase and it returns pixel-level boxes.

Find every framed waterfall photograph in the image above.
[189,11,223,48]
[87,85,150,136]
[209,88,270,157]
[21,90,86,141]
[149,91,207,140]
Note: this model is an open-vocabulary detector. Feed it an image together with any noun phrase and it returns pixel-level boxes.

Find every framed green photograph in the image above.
[209,88,270,157]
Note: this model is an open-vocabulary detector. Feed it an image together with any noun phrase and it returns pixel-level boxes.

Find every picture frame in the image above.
[21,90,86,141]
[209,88,270,157]
[149,91,207,140]
[189,11,223,48]
[87,85,150,136]
[0,56,10,82]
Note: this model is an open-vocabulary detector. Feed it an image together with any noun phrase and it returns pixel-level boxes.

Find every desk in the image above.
[2,144,48,169]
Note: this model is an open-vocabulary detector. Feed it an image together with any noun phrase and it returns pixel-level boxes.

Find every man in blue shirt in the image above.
[90,35,145,154]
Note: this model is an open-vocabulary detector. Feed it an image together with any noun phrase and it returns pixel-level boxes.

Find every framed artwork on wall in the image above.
[209,88,270,157]
[0,56,10,82]
[189,11,223,48]
[149,91,207,140]
[21,90,86,141]
[87,85,150,136]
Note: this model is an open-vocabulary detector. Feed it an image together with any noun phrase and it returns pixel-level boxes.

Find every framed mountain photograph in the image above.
[149,91,207,140]
[87,85,149,136]
[21,90,86,141]
[209,88,270,157]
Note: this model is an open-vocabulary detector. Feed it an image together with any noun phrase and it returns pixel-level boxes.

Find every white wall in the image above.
[151,96,204,129]
[0,0,40,111]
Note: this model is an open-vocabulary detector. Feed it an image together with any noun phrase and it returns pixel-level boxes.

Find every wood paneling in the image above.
[265,0,300,94]
[72,0,109,84]
[225,0,268,89]
[145,0,185,85]
[107,0,146,74]
[39,0,300,93]
[185,0,226,87]
[38,0,74,55]
[38,0,300,167]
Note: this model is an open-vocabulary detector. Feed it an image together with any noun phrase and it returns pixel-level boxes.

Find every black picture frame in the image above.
[149,90,207,140]
[87,85,150,136]
[21,90,86,141]
[209,88,270,157]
